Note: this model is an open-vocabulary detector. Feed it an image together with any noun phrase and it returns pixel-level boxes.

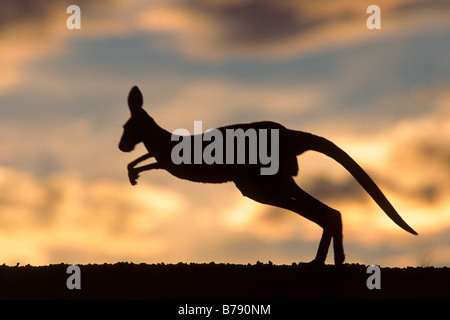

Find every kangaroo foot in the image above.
[334,253,345,266]
[306,258,326,266]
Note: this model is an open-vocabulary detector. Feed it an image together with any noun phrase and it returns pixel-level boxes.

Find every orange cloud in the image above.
[0,0,133,93]
[147,81,327,131]
[0,166,187,265]
[2,161,449,267]
[136,0,450,59]
[2,0,449,93]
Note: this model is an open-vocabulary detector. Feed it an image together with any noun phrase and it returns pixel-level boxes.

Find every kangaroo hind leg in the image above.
[284,179,345,265]
[234,176,344,265]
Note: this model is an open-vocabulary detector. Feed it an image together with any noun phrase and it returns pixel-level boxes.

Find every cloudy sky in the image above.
[1,0,450,267]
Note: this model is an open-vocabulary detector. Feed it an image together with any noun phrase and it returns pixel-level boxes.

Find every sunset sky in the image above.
[1,0,450,267]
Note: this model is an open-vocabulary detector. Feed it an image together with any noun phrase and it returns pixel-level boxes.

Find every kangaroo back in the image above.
[296,131,417,235]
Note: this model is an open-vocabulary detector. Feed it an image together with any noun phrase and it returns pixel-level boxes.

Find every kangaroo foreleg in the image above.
[127,153,153,170]
[127,153,161,185]
[128,162,162,186]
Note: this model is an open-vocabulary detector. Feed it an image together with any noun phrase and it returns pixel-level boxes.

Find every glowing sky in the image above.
[1,0,450,266]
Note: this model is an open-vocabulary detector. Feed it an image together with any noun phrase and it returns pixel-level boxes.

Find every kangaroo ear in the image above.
[128,86,143,114]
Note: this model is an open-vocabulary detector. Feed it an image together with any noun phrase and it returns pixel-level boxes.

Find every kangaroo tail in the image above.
[302,132,417,235]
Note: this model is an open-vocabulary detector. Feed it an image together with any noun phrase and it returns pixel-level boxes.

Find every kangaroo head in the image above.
[119,86,146,152]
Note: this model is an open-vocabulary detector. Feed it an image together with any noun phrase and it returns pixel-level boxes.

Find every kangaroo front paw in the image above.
[128,168,139,186]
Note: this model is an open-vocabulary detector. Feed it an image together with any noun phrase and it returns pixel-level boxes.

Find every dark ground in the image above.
[0,262,448,300]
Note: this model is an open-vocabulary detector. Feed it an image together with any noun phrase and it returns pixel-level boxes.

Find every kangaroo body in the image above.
[119,86,417,265]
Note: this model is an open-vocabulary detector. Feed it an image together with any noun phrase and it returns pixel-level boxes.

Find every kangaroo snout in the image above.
[119,140,134,152]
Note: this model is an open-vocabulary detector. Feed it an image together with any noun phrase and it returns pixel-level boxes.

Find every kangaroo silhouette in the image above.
[119,86,417,265]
